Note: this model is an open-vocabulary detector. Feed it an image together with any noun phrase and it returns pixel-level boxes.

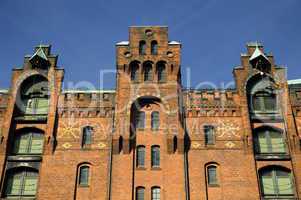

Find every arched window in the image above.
[151,145,160,167]
[137,146,145,167]
[4,168,38,197]
[18,75,49,116]
[143,62,153,82]
[157,62,166,83]
[151,186,161,200]
[204,125,215,145]
[130,61,140,82]
[136,186,145,200]
[139,41,146,55]
[207,165,218,186]
[254,127,286,154]
[78,165,90,186]
[82,126,93,148]
[151,41,158,55]
[151,111,160,130]
[259,167,294,197]
[13,131,44,155]
[136,111,145,129]
[252,91,277,112]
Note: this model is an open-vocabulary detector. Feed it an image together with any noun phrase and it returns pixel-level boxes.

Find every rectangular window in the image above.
[79,166,89,186]
[207,166,218,185]
[137,147,145,167]
[151,112,160,130]
[262,174,275,195]
[204,126,215,145]
[136,112,145,129]
[151,146,160,167]
[136,187,145,200]
[23,173,38,195]
[151,187,160,200]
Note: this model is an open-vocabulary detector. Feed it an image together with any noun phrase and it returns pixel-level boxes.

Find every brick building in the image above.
[0,26,300,200]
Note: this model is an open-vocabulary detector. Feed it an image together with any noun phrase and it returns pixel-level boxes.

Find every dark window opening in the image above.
[204,125,215,145]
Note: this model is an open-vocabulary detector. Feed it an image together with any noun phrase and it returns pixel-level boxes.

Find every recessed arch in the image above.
[15,74,49,116]
[3,167,39,197]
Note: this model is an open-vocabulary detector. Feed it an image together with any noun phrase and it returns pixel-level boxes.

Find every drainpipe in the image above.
[182,102,190,200]
[107,109,115,200]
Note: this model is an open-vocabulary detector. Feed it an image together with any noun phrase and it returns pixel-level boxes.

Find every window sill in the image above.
[208,184,220,187]
[7,155,42,161]
[136,166,146,170]
[14,115,48,122]
[262,195,297,200]
[151,166,161,171]
[255,154,290,161]
[78,184,90,188]
[5,196,36,200]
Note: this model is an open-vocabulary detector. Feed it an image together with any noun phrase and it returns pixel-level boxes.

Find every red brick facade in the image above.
[0,26,300,199]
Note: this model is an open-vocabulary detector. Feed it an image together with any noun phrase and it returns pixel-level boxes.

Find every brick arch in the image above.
[244,72,275,95]
[258,164,291,173]
[126,95,170,115]
[15,71,48,94]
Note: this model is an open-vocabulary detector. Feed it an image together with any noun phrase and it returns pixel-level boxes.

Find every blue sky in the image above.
[0,0,300,89]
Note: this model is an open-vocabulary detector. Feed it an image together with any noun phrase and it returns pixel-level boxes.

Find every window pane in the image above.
[151,41,158,55]
[144,65,153,81]
[139,41,146,55]
[208,166,217,185]
[30,134,44,154]
[131,65,139,81]
[252,96,262,111]
[152,187,160,200]
[262,175,276,195]
[264,95,276,111]
[205,126,215,145]
[137,147,145,167]
[6,174,22,195]
[151,112,160,130]
[136,112,145,129]
[25,99,34,114]
[277,176,293,195]
[82,127,92,147]
[158,66,166,82]
[136,187,145,200]
[258,132,269,153]
[270,131,286,153]
[16,134,30,154]
[23,176,38,195]
[79,167,89,185]
[151,146,160,167]
[35,98,49,114]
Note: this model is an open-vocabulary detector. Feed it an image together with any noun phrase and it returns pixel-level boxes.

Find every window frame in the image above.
[139,41,146,55]
[136,146,146,168]
[206,165,219,186]
[130,62,140,82]
[13,131,44,155]
[81,126,93,149]
[136,186,145,200]
[254,127,287,155]
[204,125,215,145]
[151,186,161,200]
[151,111,160,131]
[252,91,277,113]
[4,168,39,197]
[157,62,167,83]
[136,111,145,130]
[143,62,153,82]
[78,165,90,187]
[259,167,295,198]
[151,40,158,55]
[151,145,160,168]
